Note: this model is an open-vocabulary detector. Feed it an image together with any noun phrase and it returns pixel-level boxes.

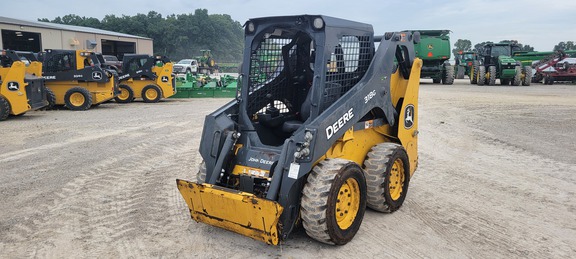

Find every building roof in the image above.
[0,16,151,40]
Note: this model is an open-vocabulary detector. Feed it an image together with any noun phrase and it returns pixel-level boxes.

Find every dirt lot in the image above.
[1,79,575,258]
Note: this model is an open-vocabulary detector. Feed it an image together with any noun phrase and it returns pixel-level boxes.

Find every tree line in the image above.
[451,39,535,57]
[452,39,576,56]
[39,9,245,62]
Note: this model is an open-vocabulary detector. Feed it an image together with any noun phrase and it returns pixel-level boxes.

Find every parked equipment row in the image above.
[0,49,176,121]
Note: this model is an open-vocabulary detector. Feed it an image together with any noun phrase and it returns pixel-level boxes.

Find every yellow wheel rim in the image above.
[70,92,85,107]
[389,158,405,201]
[118,88,130,100]
[335,178,360,230]
[145,88,158,100]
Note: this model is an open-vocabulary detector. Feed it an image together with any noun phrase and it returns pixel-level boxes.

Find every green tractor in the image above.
[407,30,454,84]
[471,42,532,86]
[454,51,476,79]
[197,50,219,75]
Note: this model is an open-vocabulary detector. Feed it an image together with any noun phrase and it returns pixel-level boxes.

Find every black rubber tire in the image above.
[442,65,455,85]
[64,87,92,111]
[43,87,56,110]
[512,66,522,86]
[456,66,465,79]
[470,61,479,84]
[141,85,162,103]
[363,143,411,212]
[432,78,441,84]
[114,84,134,103]
[197,161,207,183]
[533,73,543,83]
[186,68,191,74]
[546,76,554,85]
[522,66,532,86]
[477,66,486,86]
[46,88,56,108]
[500,79,510,85]
[488,66,497,86]
[301,158,367,245]
[0,95,11,121]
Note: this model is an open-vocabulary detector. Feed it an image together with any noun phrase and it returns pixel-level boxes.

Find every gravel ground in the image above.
[0,79,575,258]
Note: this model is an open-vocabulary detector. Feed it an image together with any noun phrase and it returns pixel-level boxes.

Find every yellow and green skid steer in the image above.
[177,15,422,245]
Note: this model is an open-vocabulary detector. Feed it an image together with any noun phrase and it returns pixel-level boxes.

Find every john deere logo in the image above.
[7,81,20,91]
[427,44,434,50]
[92,71,103,80]
[404,104,414,129]
[161,76,169,82]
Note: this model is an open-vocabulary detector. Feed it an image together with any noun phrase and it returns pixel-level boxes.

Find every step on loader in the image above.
[0,50,48,121]
[176,15,422,245]
[111,54,176,103]
[41,49,119,111]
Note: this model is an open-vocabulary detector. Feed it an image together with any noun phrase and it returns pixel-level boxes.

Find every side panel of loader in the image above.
[324,58,422,175]
[0,61,30,115]
[46,80,117,105]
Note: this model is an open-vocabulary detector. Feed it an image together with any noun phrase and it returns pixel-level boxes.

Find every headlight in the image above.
[313,17,324,30]
[247,22,255,33]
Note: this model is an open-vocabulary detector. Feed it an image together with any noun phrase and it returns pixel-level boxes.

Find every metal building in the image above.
[0,16,153,59]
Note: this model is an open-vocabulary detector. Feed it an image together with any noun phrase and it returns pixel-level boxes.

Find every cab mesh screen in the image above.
[322,35,372,111]
[248,37,296,116]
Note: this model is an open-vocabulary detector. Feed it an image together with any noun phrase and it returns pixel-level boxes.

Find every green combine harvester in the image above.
[405,29,454,84]
[171,73,237,98]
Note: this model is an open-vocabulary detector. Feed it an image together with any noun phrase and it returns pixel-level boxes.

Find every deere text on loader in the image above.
[113,54,176,103]
[177,15,422,245]
[0,50,47,121]
[42,49,118,111]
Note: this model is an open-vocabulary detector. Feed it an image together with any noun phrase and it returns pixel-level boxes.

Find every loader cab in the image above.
[240,16,374,146]
[42,49,111,83]
[120,54,156,79]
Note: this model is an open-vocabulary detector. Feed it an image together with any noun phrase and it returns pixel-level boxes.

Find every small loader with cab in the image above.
[0,50,47,121]
[176,15,422,245]
[42,49,118,111]
[113,54,176,103]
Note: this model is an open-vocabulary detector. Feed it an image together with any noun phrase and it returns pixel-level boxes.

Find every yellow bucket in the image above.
[176,179,284,245]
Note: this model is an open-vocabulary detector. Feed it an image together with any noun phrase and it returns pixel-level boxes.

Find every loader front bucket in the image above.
[176,179,284,245]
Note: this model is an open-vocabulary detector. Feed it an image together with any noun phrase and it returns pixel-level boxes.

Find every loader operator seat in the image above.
[278,32,315,134]
[282,87,312,133]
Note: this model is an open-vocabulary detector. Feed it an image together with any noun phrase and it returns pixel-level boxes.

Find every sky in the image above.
[2,0,576,51]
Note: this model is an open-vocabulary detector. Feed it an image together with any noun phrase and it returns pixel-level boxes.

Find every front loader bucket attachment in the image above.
[176,179,284,245]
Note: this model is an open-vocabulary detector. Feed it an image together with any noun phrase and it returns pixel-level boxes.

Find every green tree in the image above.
[500,40,534,52]
[452,39,472,57]
[554,41,576,51]
[474,41,494,53]
[37,9,244,62]
[521,44,534,51]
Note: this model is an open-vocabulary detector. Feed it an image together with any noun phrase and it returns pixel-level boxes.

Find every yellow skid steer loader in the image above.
[177,15,422,245]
